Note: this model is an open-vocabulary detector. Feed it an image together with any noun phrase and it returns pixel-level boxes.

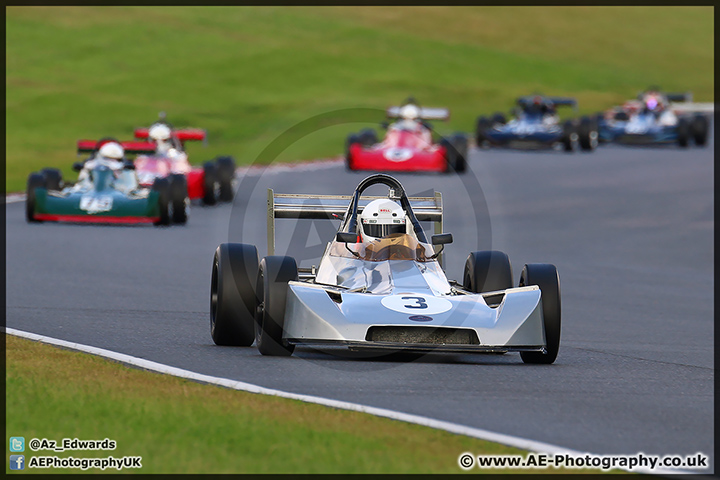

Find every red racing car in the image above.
[345,100,468,174]
[132,116,236,207]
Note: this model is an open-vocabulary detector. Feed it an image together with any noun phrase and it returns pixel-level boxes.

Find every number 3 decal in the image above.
[381,294,452,315]
[402,296,428,309]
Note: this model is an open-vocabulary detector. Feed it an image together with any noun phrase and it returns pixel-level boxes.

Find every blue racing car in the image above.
[476,95,598,152]
[596,89,710,148]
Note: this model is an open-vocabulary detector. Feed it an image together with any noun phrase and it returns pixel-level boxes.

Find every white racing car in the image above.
[210,174,561,364]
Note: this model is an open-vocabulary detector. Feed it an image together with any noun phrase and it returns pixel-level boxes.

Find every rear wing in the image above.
[77,140,156,156]
[134,127,208,145]
[386,106,450,121]
[267,189,446,266]
[517,96,577,110]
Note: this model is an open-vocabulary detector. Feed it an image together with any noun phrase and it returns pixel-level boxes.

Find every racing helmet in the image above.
[359,199,408,243]
[148,123,172,142]
[98,141,124,161]
[399,104,420,121]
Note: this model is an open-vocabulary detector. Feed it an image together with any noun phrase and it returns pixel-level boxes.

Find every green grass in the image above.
[5,6,713,192]
[5,334,606,474]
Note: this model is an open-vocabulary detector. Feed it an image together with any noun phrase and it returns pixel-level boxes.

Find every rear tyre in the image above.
[691,114,709,146]
[169,174,188,224]
[211,243,259,346]
[519,264,561,364]
[677,117,690,148]
[41,168,63,191]
[152,177,171,226]
[491,112,507,126]
[358,128,378,147]
[216,156,236,202]
[202,161,218,205]
[26,172,45,223]
[255,256,298,356]
[463,251,513,293]
[577,116,598,151]
[476,116,491,146]
[345,133,360,171]
[614,111,629,121]
[561,120,575,152]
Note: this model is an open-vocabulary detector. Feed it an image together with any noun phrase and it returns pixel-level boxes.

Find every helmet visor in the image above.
[363,222,405,238]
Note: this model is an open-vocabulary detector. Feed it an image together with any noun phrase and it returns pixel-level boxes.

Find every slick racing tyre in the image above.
[216,156,236,202]
[463,251,513,293]
[442,133,468,174]
[475,116,492,146]
[169,174,188,225]
[519,263,561,365]
[691,114,709,147]
[345,133,360,171]
[491,112,507,126]
[211,243,259,346]
[202,161,218,205]
[41,168,63,191]
[358,128,378,147]
[152,177,171,226]
[677,117,690,148]
[255,256,298,356]
[26,172,45,223]
[577,116,598,152]
[561,120,575,152]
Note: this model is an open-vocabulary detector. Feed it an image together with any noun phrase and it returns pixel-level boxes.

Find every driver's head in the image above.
[643,93,663,112]
[359,198,407,243]
[148,123,173,152]
[399,104,420,121]
[98,141,124,162]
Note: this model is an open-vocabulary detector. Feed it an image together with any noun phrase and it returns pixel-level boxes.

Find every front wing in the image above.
[33,189,161,224]
[283,282,546,353]
[348,145,448,173]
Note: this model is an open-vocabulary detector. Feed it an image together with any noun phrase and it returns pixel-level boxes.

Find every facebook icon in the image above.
[10,455,25,470]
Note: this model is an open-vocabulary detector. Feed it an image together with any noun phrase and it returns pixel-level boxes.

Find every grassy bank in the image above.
[5,334,602,474]
[6,6,713,192]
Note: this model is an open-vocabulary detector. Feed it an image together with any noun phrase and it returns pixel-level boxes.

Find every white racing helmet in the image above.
[148,123,172,142]
[359,198,408,243]
[98,141,124,161]
[399,104,420,121]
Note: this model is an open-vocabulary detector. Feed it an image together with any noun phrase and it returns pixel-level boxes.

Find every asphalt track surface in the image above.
[6,139,714,472]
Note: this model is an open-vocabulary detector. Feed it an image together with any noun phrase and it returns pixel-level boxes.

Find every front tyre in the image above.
[255,256,298,356]
[203,161,218,205]
[691,114,709,147]
[577,116,598,151]
[216,156,236,202]
[152,177,171,226]
[211,243,259,346]
[169,174,188,224]
[519,264,561,364]
[26,173,45,223]
[677,117,690,148]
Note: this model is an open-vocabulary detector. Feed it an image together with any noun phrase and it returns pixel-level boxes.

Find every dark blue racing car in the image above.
[596,89,710,148]
[476,95,598,152]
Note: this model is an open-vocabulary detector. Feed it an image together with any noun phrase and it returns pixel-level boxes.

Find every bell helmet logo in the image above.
[409,315,434,322]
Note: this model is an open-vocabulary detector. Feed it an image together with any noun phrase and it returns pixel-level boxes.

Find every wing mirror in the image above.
[380,121,389,130]
[336,232,357,243]
[431,233,453,245]
[72,161,85,172]
[123,160,136,170]
[429,233,452,260]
